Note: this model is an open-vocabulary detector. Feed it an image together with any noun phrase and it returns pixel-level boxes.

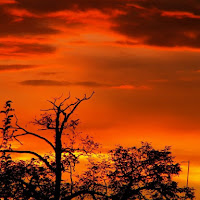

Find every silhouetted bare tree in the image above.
[0,93,98,200]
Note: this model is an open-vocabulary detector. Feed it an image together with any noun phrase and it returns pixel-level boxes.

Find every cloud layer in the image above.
[0,0,200,50]
[0,64,37,71]
[19,79,149,90]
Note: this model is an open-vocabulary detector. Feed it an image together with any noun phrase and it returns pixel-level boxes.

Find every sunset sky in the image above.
[1,0,200,196]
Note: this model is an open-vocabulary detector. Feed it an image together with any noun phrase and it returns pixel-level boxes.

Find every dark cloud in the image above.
[114,40,139,46]
[15,0,125,13]
[19,80,70,86]
[0,0,16,5]
[19,80,109,87]
[0,42,56,55]
[0,6,59,36]
[0,65,37,71]
[14,43,56,54]
[113,5,200,48]
[37,72,59,76]
[14,0,200,17]
[1,0,200,48]
[19,79,144,90]
[134,0,200,15]
[1,17,59,36]
[74,81,108,87]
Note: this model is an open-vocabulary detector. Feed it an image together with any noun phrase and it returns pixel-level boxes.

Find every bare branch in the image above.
[63,101,78,113]
[46,93,70,110]
[60,92,71,106]
[34,117,55,130]
[40,108,55,112]
[15,125,55,151]
[47,99,59,109]
[13,136,23,145]
[67,92,94,116]
[0,149,55,172]
[63,92,94,112]
[60,92,94,134]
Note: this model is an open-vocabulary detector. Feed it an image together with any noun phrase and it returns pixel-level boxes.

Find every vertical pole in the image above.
[186,161,190,187]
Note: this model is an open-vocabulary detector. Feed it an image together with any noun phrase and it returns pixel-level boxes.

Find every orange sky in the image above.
[1,0,200,197]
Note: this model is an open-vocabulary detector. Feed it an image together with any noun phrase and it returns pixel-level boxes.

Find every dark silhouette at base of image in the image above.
[0,95,195,200]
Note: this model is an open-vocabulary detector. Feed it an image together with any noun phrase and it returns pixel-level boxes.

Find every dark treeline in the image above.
[0,95,195,200]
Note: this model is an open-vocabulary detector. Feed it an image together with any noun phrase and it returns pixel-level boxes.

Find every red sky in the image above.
[1,0,200,196]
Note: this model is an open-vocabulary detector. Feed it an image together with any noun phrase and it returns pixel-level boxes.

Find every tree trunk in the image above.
[70,163,74,195]
[55,133,62,200]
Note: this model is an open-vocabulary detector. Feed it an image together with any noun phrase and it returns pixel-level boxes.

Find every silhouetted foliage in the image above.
[0,94,99,200]
[0,154,54,199]
[78,143,194,200]
[0,97,195,200]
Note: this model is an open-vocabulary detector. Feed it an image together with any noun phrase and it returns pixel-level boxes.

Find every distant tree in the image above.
[78,143,195,200]
[0,93,99,200]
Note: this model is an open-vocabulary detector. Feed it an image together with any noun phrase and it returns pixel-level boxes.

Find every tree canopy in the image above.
[0,95,195,200]
[79,144,194,200]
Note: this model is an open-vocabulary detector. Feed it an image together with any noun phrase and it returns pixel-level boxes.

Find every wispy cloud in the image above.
[0,42,56,57]
[0,65,38,71]
[19,79,151,90]
[112,85,151,90]
[19,80,70,86]
[37,72,60,76]
[19,80,107,87]
[74,81,108,87]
